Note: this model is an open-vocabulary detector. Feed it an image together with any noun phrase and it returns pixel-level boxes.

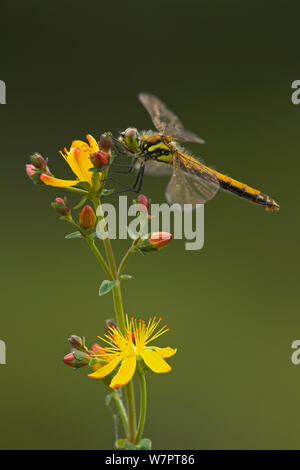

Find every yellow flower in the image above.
[40,135,99,188]
[88,316,177,388]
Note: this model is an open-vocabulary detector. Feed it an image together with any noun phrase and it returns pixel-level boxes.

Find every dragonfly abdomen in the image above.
[210,170,280,211]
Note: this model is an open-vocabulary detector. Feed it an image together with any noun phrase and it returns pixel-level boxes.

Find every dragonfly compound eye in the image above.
[123,127,140,151]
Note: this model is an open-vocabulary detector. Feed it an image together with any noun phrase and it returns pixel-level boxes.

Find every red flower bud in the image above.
[63,351,90,368]
[30,152,47,169]
[136,232,173,253]
[26,164,35,178]
[79,205,97,229]
[149,232,173,250]
[137,194,149,210]
[51,197,71,216]
[63,353,77,368]
[91,150,109,168]
[99,133,113,152]
[25,164,43,184]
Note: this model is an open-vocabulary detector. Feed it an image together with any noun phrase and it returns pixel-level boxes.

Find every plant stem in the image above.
[92,195,137,443]
[117,239,139,278]
[86,238,113,281]
[112,390,128,435]
[64,186,89,196]
[135,362,147,444]
[68,217,112,280]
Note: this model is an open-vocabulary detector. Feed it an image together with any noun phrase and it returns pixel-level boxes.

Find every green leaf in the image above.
[89,167,102,173]
[105,393,113,406]
[101,188,115,196]
[137,438,152,450]
[120,274,133,280]
[99,280,118,296]
[65,231,83,239]
[115,439,126,449]
[124,441,138,450]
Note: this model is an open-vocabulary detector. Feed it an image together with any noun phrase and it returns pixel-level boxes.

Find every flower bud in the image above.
[105,318,117,330]
[68,335,83,349]
[51,197,71,216]
[137,194,149,210]
[91,150,109,168]
[79,205,97,229]
[63,352,77,368]
[136,232,173,253]
[30,152,47,170]
[63,351,89,368]
[25,164,43,184]
[26,164,36,179]
[149,232,173,250]
[99,133,113,152]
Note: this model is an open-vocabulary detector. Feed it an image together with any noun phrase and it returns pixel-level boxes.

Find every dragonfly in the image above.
[111,93,280,211]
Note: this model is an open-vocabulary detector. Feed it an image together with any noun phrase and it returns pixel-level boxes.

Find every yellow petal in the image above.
[86,134,99,153]
[40,173,79,187]
[67,147,93,183]
[110,355,137,389]
[152,346,177,358]
[88,356,122,379]
[140,349,171,373]
[70,140,90,151]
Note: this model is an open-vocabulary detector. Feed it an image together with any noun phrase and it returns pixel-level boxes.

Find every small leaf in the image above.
[89,167,102,173]
[137,438,152,450]
[65,231,83,239]
[99,280,118,296]
[124,441,138,450]
[120,274,133,280]
[105,393,113,406]
[89,231,98,239]
[101,188,115,196]
[115,439,126,449]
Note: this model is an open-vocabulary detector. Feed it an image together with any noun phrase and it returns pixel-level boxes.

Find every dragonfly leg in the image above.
[103,165,145,195]
[109,158,137,175]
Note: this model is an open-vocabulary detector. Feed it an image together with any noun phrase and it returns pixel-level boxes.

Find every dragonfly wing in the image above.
[138,92,205,144]
[141,160,173,177]
[165,157,219,207]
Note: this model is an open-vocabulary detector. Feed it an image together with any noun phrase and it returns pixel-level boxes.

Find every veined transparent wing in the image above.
[141,160,173,177]
[165,155,219,207]
[138,92,205,144]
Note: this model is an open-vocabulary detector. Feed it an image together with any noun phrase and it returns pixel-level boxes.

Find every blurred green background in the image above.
[1,0,300,449]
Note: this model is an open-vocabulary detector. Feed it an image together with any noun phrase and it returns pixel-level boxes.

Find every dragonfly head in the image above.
[119,127,141,152]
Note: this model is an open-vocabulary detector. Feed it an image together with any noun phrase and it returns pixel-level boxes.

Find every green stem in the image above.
[85,238,113,281]
[64,186,89,196]
[92,195,137,443]
[135,362,147,445]
[112,390,128,435]
[117,238,139,278]
[68,217,112,280]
